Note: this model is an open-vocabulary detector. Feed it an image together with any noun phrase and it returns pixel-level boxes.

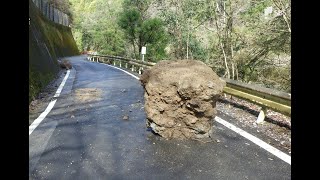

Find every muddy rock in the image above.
[59,59,72,69]
[140,60,225,139]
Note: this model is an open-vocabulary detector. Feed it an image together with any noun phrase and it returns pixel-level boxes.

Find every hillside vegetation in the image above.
[69,0,290,92]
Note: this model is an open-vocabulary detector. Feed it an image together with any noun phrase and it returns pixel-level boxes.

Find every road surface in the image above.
[29,55,290,179]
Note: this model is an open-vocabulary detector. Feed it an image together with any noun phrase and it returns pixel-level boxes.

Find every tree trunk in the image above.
[231,62,235,80]
[223,1,226,27]
[282,13,291,33]
[220,42,230,79]
[231,43,235,80]
[272,0,291,33]
[187,29,189,60]
[132,40,137,58]
[138,44,142,55]
[236,64,239,80]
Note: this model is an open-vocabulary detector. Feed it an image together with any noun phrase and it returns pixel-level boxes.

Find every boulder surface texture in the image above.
[140,60,225,139]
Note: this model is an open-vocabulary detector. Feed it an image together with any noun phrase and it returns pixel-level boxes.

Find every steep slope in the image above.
[29,0,79,103]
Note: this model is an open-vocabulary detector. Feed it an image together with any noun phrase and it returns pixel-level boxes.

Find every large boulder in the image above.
[140,60,225,139]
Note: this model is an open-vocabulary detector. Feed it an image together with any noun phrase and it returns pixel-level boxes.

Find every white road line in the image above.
[100,63,139,80]
[29,99,57,135]
[29,70,71,135]
[54,70,71,97]
[215,116,291,165]
[95,60,291,165]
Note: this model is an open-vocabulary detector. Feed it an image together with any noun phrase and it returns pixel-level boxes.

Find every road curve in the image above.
[29,55,290,179]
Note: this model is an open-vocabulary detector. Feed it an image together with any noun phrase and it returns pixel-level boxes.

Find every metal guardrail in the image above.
[87,54,155,74]
[87,53,291,123]
[221,78,291,123]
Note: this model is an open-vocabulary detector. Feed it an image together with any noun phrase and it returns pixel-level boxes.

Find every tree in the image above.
[118,1,168,61]
[118,9,141,56]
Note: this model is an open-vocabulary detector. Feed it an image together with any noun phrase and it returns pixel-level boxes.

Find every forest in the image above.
[52,0,291,92]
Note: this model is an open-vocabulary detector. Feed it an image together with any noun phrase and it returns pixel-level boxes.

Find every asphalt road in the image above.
[29,55,291,179]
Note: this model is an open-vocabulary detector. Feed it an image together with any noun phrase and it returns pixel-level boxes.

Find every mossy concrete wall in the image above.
[29,0,79,103]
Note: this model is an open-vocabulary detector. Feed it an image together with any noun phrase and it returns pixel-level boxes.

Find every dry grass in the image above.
[74,88,102,102]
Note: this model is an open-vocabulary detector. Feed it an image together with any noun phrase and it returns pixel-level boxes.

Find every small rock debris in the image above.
[123,115,129,120]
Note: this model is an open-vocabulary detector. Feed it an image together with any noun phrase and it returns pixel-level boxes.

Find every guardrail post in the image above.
[126,63,128,69]
[257,107,267,124]
[120,61,122,67]
[132,65,134,72]
[138,67,141,74]
[113,60,115,66]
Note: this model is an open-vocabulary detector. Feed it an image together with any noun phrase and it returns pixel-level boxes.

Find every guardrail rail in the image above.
[88,54,155,74]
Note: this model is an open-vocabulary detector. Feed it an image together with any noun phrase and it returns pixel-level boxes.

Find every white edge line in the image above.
[29,69,71,135]
[29,99,57,135]
[215,116,291,165]
[98,62,140,80]
[54,70,71,97]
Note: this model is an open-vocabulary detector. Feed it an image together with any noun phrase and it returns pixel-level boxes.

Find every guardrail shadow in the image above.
[218,98,291,129]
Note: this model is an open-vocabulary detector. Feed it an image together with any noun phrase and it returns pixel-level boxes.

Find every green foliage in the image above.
[118,2,168,60]
[140,18,168,61]
[140,18,165,45]
[72,30,83,51]
[118,9,141,42]
[188,39,207,61]
[122,0,153,18]
[70,0,125,55]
